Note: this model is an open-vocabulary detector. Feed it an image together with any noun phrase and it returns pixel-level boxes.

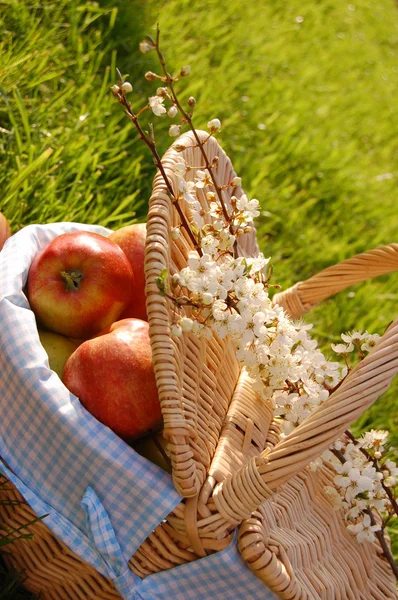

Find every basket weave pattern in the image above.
[0,132,397,598]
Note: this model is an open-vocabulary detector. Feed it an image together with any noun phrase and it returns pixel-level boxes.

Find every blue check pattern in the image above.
[0,223,277,600]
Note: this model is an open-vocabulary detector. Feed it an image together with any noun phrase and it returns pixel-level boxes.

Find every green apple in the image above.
[38,328,80,378]
[131,431,172,474]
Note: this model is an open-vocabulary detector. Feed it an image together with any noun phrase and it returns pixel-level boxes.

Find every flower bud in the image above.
[168,105,178,118]
[171,324,183,337]
[180,317,194,332]
[188,96,196,107]
[202,292,213,305]
[111,84,120,94]
[231,176,242,187]
[156,87,168,97]
[207,118,221,133]
[384,476,396,487]
[173,143,186,152]
[180,65,191,77]
[169,124,181,137]
[171,227,181,240]
[140,40,155,53]
[121,81,133,94]
[145,71,157,81]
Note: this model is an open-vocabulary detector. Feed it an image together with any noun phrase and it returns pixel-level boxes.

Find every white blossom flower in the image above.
[331,342,354,354]
[346,514,380,543]
[212,299,228,321]
[149,95,167,116]
[359,430,389,451]
[334,461,355,488]
[341,331,366,344]
[246,253,270,274]
[201,234,219,255]
[178,179,197,204]
[231,176,242,187]
[235,194,260,221]
[195,170,212,188]
[361,333,380,353]
[174,161,187,178]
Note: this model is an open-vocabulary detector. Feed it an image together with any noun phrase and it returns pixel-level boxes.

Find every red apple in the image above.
[0,212,11,251]
[62,318,162,440]
[109,223,147,321]
[27,231,135,339]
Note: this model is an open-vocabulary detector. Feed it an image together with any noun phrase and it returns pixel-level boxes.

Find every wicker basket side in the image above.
[0,479,121,600]
[207,315,398,535]
[145,130,259,498]
[129,368,278,573]
[238,466,397,600]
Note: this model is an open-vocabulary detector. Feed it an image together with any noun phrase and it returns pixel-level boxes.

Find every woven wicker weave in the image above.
[0,131,397,598]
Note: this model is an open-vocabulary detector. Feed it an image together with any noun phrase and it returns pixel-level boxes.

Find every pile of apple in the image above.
[25,225,170,468]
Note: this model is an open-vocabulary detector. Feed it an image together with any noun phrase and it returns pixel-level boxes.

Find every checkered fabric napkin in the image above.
[0,223,278,600]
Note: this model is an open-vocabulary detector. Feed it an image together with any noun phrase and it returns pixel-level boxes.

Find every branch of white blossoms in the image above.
[111,69,201,254]
[317,429,398,578]
[113,32,396,577]
[119,27,242,256]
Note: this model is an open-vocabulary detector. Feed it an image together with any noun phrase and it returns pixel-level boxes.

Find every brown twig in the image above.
[367,509,398,579]
[154,26,231,225]
[116,93,202,255]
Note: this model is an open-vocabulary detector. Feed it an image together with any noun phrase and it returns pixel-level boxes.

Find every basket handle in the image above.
[272,243,398,319]
[212,245,398,527]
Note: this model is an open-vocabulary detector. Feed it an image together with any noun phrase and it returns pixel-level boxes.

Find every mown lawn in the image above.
[0,0,397,595]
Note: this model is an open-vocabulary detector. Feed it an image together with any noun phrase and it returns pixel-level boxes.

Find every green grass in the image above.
[0,0,397,593]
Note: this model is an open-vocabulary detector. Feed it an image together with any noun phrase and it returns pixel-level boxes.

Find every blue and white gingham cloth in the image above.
[0,222,277,600]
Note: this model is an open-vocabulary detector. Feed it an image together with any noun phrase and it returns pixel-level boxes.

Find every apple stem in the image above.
[60,270,83,292]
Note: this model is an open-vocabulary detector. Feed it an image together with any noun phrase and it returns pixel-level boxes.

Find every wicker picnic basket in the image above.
[0,131,397,599]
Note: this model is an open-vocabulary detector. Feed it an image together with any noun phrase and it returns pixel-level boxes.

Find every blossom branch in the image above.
[345,429,398,518]
[154,26,231,225]
[330,446,397,579]
[367,509,398,579]
[113,87,202,255]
